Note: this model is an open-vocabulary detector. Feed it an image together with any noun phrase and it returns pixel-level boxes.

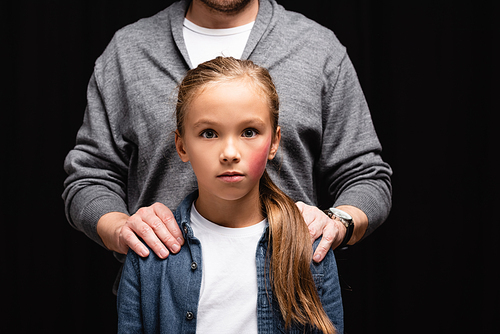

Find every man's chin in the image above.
[199,0,253,14]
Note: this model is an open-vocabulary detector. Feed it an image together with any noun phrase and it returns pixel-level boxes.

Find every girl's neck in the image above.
[194,190,264,228]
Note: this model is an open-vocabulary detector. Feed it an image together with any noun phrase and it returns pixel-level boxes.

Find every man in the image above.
[63,0,392,272]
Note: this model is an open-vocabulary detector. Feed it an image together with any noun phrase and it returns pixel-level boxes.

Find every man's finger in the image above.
[307,216,325,241]
[313,224,335,263]
[121,224,149,257]
[133,218,170,259]
[124,211,169,259]
[152,203,184,251]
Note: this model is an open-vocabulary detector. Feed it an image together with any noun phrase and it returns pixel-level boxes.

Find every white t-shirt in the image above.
[183,18,254,68]
[190,203,266,334]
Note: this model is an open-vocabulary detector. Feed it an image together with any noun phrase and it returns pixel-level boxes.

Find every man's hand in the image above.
[296,202,369,263]
[97,203,184,259]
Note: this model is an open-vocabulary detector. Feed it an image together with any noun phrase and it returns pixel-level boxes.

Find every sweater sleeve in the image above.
[318,53,392,238]
[62,66,130,248]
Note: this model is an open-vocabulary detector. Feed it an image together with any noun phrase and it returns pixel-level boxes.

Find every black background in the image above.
[3,0,498,333]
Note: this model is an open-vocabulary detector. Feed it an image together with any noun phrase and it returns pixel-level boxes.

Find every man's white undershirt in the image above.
[183,18,254,68]
[190,203,266,334]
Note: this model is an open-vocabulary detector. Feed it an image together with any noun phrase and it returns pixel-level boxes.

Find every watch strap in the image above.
[324,209,354,248]
[338,221,353,248]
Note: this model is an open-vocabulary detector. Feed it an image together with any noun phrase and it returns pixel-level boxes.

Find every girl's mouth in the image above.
[217,172,244,183]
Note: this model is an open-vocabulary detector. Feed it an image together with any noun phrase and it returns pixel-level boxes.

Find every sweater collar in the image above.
[169,0,276,69]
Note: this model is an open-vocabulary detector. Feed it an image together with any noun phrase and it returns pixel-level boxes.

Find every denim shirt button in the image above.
[183,226,188,234]
[191,262,198,270]
[186,311,194,320]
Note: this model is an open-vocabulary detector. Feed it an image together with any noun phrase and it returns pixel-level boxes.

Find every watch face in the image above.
[329,208,352,221]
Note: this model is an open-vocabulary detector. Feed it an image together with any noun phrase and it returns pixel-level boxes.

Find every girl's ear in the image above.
[268,126,281,160]
[175,130,190,162]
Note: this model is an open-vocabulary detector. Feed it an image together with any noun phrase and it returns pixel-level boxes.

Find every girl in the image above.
[117,57,344,333]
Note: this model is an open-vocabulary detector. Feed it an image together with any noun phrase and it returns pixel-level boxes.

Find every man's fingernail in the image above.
[171,244,180,253]
[140,247,149,257]
[159,248,169,258]
[177,237,183,245]
[313,254,321,262]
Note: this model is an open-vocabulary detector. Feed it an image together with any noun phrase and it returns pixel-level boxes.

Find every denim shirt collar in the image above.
[174,190,198,239]
[174,190,270,244]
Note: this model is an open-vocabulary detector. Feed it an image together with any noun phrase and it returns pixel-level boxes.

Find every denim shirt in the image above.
[117,192,344,333]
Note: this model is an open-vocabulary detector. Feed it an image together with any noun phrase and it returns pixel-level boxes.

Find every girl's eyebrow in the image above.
[192,119,218,129]
[192,117,267,129]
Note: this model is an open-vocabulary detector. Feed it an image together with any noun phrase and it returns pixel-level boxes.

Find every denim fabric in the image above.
[117,191,344,333]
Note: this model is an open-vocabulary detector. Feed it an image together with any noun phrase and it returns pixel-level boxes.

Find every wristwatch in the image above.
[324,207,354,248]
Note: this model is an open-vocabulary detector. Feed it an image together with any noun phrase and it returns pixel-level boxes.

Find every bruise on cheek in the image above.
[248,136,272,180]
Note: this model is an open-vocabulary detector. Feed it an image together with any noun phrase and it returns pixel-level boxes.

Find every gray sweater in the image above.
[63,0,392,249]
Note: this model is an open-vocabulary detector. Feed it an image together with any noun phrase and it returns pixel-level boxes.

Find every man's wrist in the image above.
[97,212,129,252]
[335,205,369,245]
[324,207,353,247]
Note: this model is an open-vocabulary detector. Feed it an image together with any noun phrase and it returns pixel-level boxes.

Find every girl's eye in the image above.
[201,130,217,139]
[242,129,257,138]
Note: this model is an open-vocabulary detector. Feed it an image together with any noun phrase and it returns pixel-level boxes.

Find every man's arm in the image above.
[63,70,184,258]
[63,71,130,248]
[298,50,392,262]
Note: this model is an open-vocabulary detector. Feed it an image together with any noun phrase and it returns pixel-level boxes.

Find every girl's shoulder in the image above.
[310,239,339,280]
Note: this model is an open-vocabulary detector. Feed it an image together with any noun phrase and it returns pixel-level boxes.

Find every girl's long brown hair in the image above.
[176,57,335,334]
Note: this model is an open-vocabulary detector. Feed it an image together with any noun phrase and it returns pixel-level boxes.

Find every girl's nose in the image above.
[220,138,241,163]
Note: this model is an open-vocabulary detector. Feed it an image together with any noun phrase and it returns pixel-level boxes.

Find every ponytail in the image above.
[260,171,336,334]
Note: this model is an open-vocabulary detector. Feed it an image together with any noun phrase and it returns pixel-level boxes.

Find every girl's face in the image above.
[175,78,280,204]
